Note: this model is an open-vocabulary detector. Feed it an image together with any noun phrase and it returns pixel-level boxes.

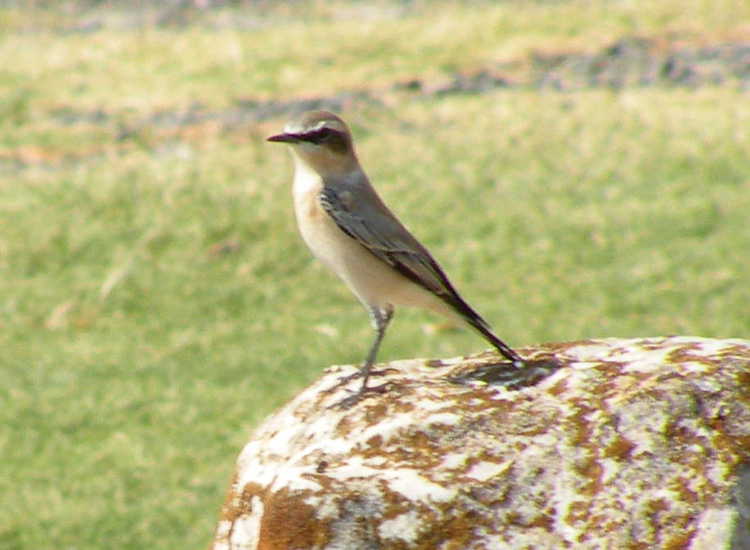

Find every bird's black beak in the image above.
[267,132,300,144]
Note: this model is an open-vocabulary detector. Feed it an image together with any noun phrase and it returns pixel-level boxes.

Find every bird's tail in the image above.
[448,295,524,365]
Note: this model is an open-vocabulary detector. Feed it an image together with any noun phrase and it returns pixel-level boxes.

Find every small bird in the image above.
[268,110,524,393]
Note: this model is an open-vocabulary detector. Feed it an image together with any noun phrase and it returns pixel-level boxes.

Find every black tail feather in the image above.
[446,294,524,365]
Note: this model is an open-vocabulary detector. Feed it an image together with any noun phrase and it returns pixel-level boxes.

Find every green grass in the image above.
[2,1,750,549]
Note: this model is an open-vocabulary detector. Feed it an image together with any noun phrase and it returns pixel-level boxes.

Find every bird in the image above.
[267,110,524,394]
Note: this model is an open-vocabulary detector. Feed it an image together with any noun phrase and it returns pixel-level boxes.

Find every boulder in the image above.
[210,336,750,550]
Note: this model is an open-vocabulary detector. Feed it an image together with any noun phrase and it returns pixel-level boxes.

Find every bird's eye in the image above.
[305,127,334,144]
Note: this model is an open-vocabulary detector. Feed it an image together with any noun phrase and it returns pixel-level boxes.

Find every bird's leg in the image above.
[357,305,394,392]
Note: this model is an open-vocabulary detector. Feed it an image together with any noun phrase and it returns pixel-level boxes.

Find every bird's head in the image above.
[268,110,358,175]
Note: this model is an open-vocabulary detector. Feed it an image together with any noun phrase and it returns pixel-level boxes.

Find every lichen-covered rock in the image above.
[210,337,750,550]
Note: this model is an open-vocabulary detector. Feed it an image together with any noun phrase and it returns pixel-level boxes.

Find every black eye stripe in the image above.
[303,127,339,144]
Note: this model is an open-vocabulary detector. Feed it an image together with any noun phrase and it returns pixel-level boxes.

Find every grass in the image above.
[1,1,750,549]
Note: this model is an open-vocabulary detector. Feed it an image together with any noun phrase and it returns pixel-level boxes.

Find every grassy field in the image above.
[2,1,750,548]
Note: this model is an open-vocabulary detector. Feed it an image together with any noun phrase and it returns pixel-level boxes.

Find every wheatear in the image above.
[268,110,524,393]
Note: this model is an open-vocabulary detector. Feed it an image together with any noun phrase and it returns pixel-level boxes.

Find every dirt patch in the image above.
[52,38,750,135]
[528,37,750,90]
[5,37,749,173]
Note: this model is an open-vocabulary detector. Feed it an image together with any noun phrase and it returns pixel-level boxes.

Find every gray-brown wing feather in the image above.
[319,184,467,308]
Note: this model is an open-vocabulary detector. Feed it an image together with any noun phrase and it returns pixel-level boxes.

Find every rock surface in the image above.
[211,336,750,550]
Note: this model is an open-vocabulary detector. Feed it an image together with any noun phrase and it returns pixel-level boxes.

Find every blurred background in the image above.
[1,1,749,548]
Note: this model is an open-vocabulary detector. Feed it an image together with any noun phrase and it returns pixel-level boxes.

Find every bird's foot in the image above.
[329,380,390,410]
[335,368,387,386]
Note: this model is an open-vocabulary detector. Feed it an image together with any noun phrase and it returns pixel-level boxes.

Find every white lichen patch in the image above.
[269,465,323,493]
[466,460,511,482]
[211,521,232,550]
[228,496,263,550]
[418,397,460,412]
[439,453,469,470]
[378,509,424,544]
[307,494,340,520]
[358,412,419,444]
[323,456,389,481]
[691,507,737,548]
[565,342,616,364]
[382,468,456,503]
[423,411,462,426]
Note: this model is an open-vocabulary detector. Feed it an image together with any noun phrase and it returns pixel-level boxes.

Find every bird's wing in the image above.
[318,182,459,300]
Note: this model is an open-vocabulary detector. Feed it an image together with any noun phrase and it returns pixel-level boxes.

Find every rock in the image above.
[211,336,750,550]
